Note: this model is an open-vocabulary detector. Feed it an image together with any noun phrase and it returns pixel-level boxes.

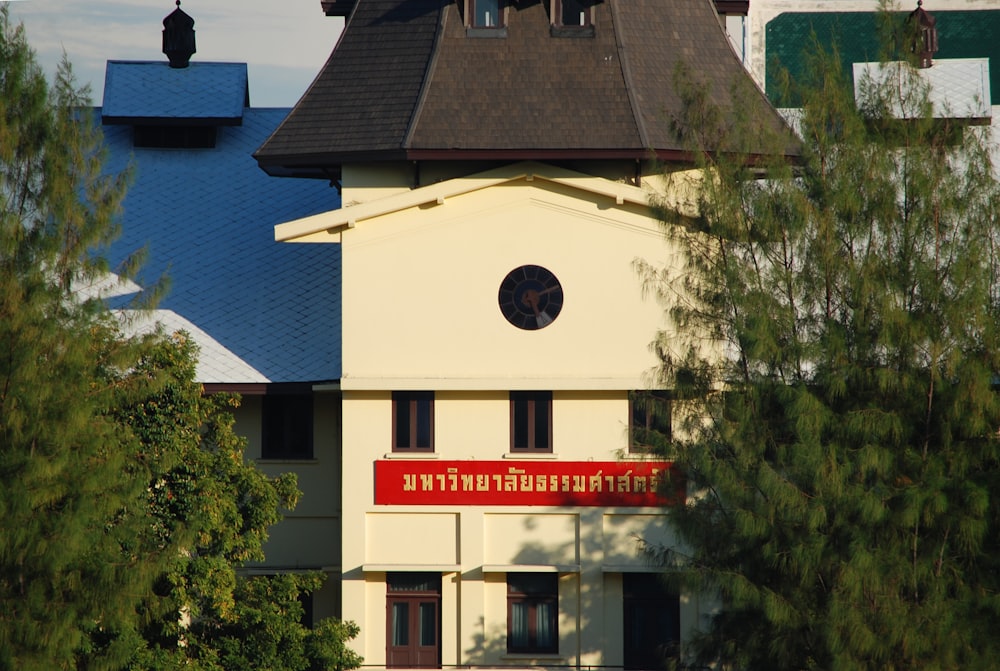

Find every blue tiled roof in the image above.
[102,61,249,123]
[100,98,342,383]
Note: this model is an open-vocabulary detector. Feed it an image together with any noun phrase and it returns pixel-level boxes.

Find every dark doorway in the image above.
[623,573,680,670]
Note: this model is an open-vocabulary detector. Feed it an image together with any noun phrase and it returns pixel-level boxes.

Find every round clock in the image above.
[498,265,564,330]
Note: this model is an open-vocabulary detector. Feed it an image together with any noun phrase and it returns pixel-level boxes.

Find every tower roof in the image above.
[255,0,792,177]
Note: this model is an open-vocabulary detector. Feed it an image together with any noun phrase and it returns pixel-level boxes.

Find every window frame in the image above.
[392,391,435,453]
[506,573,559,655]
[467,0,505,28]
[387,573,442,668]
[510,391,553,453]
[261,390,314,460]
[552,0,592,28]
[628,390,672,454]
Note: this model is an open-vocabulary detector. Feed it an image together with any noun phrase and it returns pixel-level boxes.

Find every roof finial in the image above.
[909,0,938,68]
[163,1,196,68]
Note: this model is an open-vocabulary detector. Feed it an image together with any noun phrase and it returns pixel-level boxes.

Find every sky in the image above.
[6,0,346,108]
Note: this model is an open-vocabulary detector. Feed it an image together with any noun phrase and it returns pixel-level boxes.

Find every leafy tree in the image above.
[0,10,362,670]
[111,333,363,671]
[643,10,1000,671]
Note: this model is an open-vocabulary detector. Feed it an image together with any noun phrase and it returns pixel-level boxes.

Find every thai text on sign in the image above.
[374,460,682,506]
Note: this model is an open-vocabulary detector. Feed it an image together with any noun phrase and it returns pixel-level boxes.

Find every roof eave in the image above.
[102,115,244,127]
[255,147,708,177]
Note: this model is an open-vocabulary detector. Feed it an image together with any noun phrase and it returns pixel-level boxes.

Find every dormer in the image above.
[549,0,594,38]
[464,0,506,34]
[321,0,745,23]
[321,0,356,17]
[101,4,250,149]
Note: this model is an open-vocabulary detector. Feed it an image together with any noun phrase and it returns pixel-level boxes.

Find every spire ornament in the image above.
[163,0,196,68]
[909,0,938,68]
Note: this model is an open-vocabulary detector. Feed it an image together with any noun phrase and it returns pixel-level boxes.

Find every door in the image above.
[623,573,680,670]
[387,573,441,668]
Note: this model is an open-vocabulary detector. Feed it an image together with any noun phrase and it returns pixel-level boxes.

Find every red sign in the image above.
[374,460,682,506]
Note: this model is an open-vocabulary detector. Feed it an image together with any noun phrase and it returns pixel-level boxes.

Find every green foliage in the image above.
[115,334,361,671]
[646,6,1000,670]
[0,6,143,669]
[0,10,361,670]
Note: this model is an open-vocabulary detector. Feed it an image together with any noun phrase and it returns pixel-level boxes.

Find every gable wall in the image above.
[340,177,681,390]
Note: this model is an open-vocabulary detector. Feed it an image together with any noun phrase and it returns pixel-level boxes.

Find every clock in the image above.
[498,265,564,330]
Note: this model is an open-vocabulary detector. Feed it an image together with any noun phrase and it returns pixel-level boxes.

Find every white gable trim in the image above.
[274,161,654,243]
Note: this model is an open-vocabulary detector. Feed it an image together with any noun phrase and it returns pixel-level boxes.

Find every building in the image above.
[99,3,344,622]
[742,0,997,142]
[254,1,791,668]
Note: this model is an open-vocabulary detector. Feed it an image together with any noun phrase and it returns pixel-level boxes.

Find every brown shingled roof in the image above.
[255,0,790,177]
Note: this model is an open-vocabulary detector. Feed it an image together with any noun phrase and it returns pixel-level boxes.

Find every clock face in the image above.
[498,265,564,330]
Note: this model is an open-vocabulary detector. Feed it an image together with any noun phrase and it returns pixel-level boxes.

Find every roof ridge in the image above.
[403,0,448,151]
[609,0,650,150]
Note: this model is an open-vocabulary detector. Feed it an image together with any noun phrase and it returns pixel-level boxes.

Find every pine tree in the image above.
[0,11,362,669]
[643,10,1000,670]
[0,6,142,669]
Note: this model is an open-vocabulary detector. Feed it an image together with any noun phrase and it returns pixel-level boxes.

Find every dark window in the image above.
[507,573,558,654]
[510,391,552,452]
[262,393,313,459]
[299,590,314,629]
[393,392,434,452]
[555,0,591,27]
[133,124,217,148]
[623,573,680,669]
[387,573,441,668]
[629,390,671,453]
[469,0,503,27]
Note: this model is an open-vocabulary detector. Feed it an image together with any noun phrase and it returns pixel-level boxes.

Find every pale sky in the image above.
[6,0,345,108]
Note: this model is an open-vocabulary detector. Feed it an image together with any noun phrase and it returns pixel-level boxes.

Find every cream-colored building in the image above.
[276,162,694,667]
[253,0,791,667]
[743,0,997,152]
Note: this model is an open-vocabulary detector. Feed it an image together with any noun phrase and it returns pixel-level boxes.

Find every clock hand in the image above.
[521,289,541,313]
[520,290,553,327]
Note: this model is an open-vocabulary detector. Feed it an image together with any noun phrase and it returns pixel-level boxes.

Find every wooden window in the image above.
[553,0,591,27]
[387,573,441,668]
[261,392,313,459]
[468,0,503,28]
[507,573,558,654]
[623,573,680,669]
[393,392,434,452]
[510,391,552,452]
[629,390,671,454]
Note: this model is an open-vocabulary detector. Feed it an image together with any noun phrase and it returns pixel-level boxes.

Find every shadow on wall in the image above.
[461,508,677,668]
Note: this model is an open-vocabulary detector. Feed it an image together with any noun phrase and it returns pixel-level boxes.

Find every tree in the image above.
[0,10,362,670]
[0,4,144,668]
[108,332,362,671]
[643,9,1000,670]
